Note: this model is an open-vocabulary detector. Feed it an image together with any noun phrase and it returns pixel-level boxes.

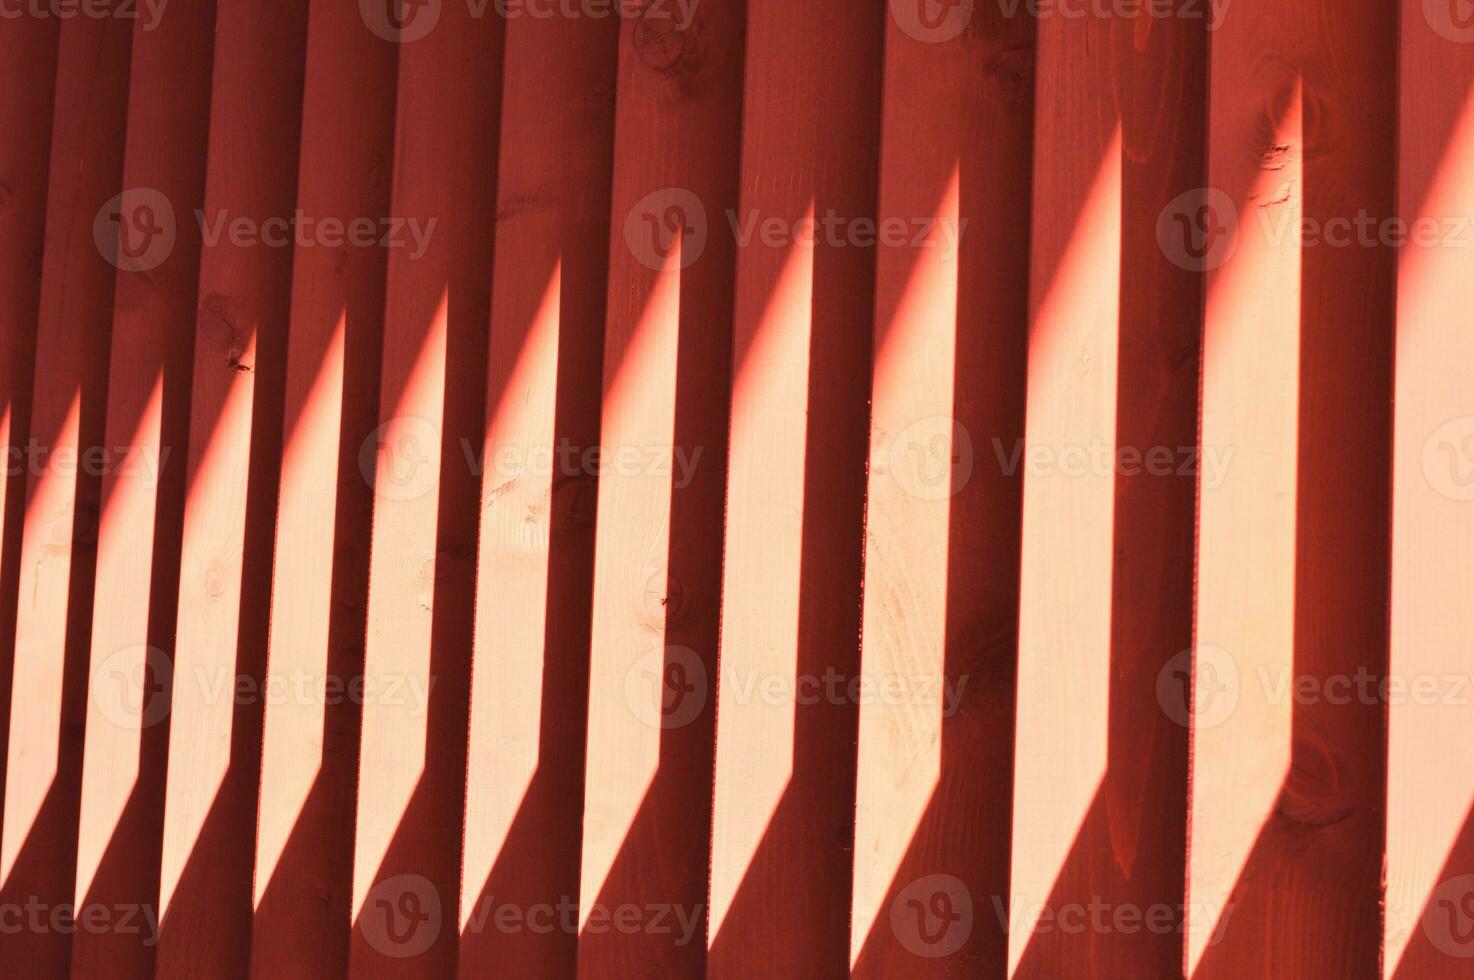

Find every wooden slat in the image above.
[1010,4,1204,977]
[706,0,883,974]
[576,1,744,976]
[71,4,217,977]
[1384,5,1474,977]
[850,5,1032,976]
[1188,0,1395,974]
[154,1,308,975]
[249,4,398,977]
[0,12,59,830]
[0,12,131,975]
[346,7,503,978]
[458,10,618,979]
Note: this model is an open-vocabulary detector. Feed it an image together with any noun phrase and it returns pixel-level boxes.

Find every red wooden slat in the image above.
[347,6,502,977]
[0,12,131,975]
[706,0,883,974]
[1188,0,1395,974]
[1011,4,1204,977]
[851,4,1032,976]
[458,9,618,978]
[1384,3,1474,976]
[576,1,744,976]
[0,12,59,832]
[249,3,398,977]
[154,0,308,975]
[71,4,217,977]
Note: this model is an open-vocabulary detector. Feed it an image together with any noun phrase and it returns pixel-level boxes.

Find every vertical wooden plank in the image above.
[1384,4,1474,977]
[155,0,308,975]
[576,0,744,976]
[850,3,1032,976]
[706,0,883,974]
[347,6,502,978]
[0,11,59,820]
[458,8,618,979]
[72,3,217,977]
[0,11,131,975]
[1188,0,1395,974]
[1011,3,1204,977]
[249,3,398,977]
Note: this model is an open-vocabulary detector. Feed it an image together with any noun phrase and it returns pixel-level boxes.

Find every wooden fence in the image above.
[0,0,1470,976]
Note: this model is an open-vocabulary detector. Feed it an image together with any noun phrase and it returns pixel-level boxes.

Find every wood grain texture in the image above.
[577,1,744,976]
[0,11,131,975]
[850,4,1032,977]
[1189,0,1395,975]
[459,9,617,978]
[347,6,502,978]
[706,1,883,975]
[1011,3,1204,978]
[71,4,217,977]
[249,3,398,977]
[1384,3,1474,977]
[154,1,308,975]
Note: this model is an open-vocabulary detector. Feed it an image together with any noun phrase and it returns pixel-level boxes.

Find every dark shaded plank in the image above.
[0,11,131,975]
[155,1,308,975]
[851,3,1032,976]
[1011,3,1205,977]
[250,3,398,977]
[576,1,744,976]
